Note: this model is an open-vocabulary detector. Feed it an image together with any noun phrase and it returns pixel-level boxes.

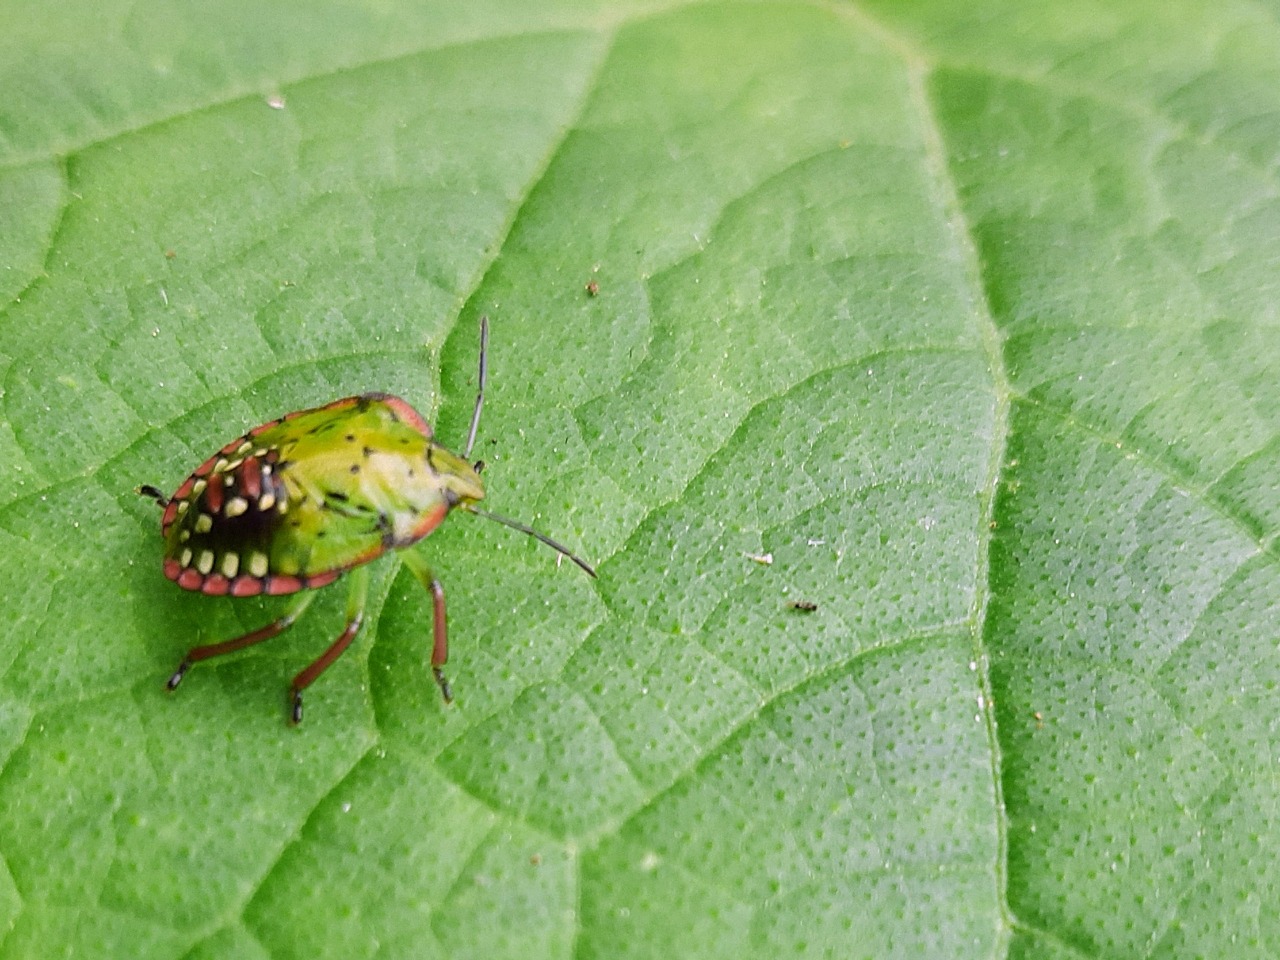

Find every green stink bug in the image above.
[139,317,595,722]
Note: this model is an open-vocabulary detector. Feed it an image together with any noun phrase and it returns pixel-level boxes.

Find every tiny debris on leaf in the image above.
[744,551,773,565]
[789,599,818,612]
[585,280,600,297]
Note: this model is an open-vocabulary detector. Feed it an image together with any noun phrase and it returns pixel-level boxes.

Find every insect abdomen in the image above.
[161,438,336,596]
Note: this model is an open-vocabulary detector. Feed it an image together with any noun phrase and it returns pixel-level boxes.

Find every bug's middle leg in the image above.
[167,590,317,692]
[401,551,452,703]
[288,566,369,724]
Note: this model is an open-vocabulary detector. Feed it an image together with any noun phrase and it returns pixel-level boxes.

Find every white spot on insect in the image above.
[221,553,240,578]
[197,550,215,575]
[276,499,288,515]
[259,492,276,511]
[194,514,213,534]
[248,552,270,578]
[255,448,269,458]
[180,547,193,567]
[225,497,249,518]
[223,475,235,486]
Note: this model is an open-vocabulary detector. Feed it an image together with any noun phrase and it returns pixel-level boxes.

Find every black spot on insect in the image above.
[349,464,360,474]
[345,434,356,442]
[326,491,349,503]
[407,468,415,478]
[362,446,373,458]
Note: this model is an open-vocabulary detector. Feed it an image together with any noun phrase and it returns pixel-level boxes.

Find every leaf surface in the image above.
[1,1,1277,957]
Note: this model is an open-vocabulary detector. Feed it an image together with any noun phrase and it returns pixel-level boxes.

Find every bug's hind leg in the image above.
[136,484,170,507]
[288,567,368,724]
[167,591,317,692]
[401,551,452,703]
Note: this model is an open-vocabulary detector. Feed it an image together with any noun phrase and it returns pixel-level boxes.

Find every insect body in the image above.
[140,317,595,722]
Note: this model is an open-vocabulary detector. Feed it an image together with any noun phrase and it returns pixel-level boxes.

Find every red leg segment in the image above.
[401,551,453,704]
[429,576,451,703]
[289,614,364,724]
[166,590,316,692]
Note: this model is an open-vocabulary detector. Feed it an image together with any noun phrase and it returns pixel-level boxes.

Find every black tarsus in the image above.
[137,484,169,508]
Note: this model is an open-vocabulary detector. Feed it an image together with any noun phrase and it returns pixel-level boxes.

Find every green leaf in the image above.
[2,1,1277,957]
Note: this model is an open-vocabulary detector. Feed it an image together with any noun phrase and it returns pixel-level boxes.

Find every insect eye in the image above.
[472,460,485,475]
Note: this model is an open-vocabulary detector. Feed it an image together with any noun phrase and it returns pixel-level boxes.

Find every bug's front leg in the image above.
[402,551,452,703]
[289,567,368,724]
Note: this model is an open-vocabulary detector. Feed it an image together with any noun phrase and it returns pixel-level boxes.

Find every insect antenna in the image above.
[467,506,597,578]
[463,315,489,460]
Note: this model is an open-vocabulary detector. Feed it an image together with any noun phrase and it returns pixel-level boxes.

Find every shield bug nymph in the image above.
[139,317,596,722]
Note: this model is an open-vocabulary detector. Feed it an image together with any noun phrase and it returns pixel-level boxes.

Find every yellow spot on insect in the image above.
[259,492,276,511]
[247,552,270,578]
[177,500,190,515]
[191,479,207,497]
[236,441,253,456]
[212,458,230,474]
[226,457,244,471]
[197,550,215,575]
[179,530,191,542]
[225,497,249,518]
[195,514,213,534]
[276,499,288,515]
[255,448,269,457]
[180,547,193,567]
[221,553,240,578]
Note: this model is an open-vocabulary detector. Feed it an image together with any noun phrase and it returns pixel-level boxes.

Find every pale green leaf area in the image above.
[0,0,1277,957]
